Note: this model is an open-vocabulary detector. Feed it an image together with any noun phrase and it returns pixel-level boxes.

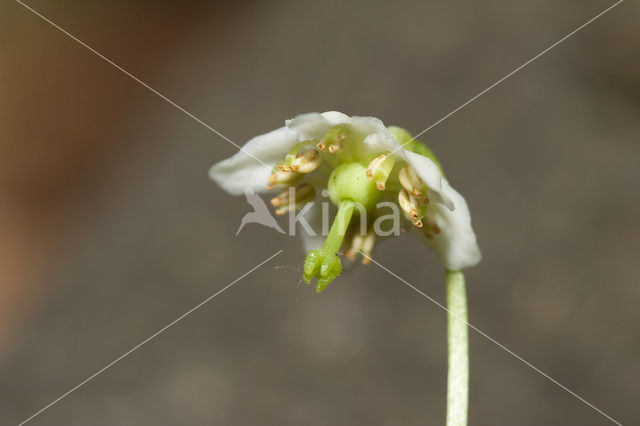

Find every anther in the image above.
[399,166,425,197]
[319,125,349,154]
[359,231,375,264]
[267,169,300,189]
[345,234,362,261]
[281,149,322,173]
[366,154,395,190]
[271,184,315,215]
[346,230,376,264]
[398,189,425,227]
[327,140,343,154]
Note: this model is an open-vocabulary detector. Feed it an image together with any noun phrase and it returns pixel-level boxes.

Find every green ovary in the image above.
[328,163,381,211]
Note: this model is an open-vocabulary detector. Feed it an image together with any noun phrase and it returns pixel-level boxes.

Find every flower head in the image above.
[210,111,481,292]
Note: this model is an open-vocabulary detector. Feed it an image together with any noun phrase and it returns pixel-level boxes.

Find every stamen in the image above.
[366,154,395,190]
[280,149,322,173]
[398,189,425,227]
[345,229,376,264]
[267,169,300,189]
[399,166,425,197]
[345,234,361,261]
[319,125,349,154]
[327,140,343,154]
[360,232,375,264]
[272,184,315,215]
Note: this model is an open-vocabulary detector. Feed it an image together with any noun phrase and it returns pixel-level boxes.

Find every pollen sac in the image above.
[317,125,349,154]
[398,166,426,198]
[281,149,322,174]
[267,169,300,189]
[398,188,426,227]
[346,230,376,264]
[271,183,315,215]
[366,154,395,190]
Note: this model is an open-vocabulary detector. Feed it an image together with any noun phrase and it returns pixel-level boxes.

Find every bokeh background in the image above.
[1,0,638,425]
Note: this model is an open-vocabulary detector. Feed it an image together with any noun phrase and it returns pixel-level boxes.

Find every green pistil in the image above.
[323,200,356,253]
[328,163,381,211]
[303,200,356,293]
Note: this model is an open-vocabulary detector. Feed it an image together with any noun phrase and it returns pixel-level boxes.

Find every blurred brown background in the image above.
[1,0,638,425]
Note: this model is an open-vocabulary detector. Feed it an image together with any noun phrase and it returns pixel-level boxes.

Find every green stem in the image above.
[322,200,355,254]
[446,270,469,426]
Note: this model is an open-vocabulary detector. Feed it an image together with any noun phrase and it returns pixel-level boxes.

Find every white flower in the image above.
[210,111,481,291]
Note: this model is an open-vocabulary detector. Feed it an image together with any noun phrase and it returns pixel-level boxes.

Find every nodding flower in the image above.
[210,111,481,292]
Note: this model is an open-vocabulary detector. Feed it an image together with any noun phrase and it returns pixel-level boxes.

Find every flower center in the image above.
[327,163,381,211]
[265,123,441,291]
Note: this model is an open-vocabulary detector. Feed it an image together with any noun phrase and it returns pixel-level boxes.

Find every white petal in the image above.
[209,126,298,195]
[286,113,331,140]
[288,112,400,155]
[419,178,481,270]
[349,116,400,154]
[401,150,454,210]
[321,111,351,125]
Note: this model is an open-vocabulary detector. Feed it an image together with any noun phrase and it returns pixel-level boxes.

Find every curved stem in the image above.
[446,270,469,426]
[322,200,355,254]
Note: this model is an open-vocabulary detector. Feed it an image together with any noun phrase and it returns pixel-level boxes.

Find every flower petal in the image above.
[419,178,481,270]
[209,126,298,195]
[285,111,352,140]
[348,116,400,154]
[285,113,330,140]
[321,111,351,124]
[288,112,400,156]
